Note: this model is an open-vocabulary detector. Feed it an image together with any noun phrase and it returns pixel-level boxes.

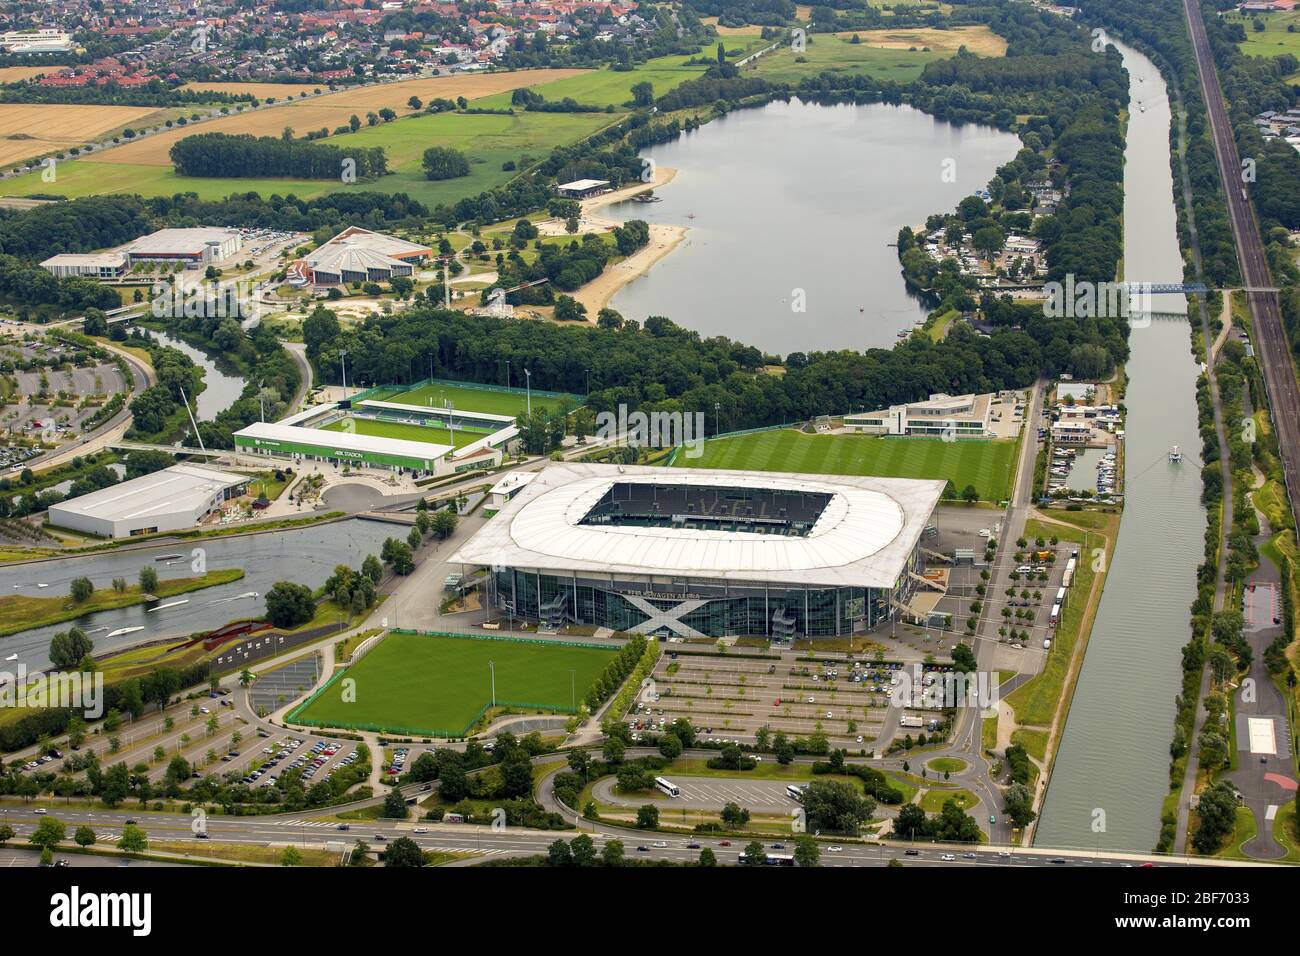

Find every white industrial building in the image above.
[47,465,250,538]
[125,228,243,265]
[39,252,129,279]
[844,393,994,439]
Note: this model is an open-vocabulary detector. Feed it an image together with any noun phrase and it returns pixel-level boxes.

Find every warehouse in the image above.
[39,252,129,279]
[125,228,243,265]
[450,462,945,639]
[47,465,250,538]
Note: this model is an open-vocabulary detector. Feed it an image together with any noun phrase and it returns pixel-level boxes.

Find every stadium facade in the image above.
[450,462,945,639]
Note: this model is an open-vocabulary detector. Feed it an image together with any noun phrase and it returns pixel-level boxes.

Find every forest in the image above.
[170,132,389,181]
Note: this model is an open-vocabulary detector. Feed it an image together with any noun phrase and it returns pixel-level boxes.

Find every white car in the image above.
[828,845,843,853]
[978,529,992,538]
[940,853,956,861]
[412,827,428,834]
[807,696,815,704]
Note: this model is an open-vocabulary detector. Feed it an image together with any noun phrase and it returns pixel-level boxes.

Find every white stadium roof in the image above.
[450,462,945,588]
[234,420,454,461]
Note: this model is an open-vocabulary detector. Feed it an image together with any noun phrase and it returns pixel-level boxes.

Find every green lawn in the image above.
[676,429,1017,501]
[370,381,581,419]
[291,632,614,736]
[0,109,615,205]
[319,415,481,448]
[1226,11,1300,70]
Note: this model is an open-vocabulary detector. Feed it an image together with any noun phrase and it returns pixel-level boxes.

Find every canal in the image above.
[0,519,397,672]
[151,329,247,421]
[1034,40,1207,852]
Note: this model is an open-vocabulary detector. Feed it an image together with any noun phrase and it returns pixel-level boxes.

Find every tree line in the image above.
[170,132,389,181]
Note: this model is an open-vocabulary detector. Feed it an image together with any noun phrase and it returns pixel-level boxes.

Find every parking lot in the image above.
[595,775,799,811]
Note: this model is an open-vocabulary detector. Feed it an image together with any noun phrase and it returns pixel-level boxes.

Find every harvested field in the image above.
[0,103,159,168]
[94,69,592,166]
[0,66,54,84]
[833,26,1007,56]
[180,81,329,98]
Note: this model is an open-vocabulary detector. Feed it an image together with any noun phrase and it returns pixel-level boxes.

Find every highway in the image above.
[1184,0,1300,525]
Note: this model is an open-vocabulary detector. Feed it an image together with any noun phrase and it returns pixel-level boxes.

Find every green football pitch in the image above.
[319,415,480,448]
[292,633,614,735]
[675,429,1018,502]
[368,382,580,419]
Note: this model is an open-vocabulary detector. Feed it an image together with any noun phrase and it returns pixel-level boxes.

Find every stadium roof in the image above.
[49,465,246,524]
[234,420,454,461]
[358,398,516,424]
[450,462,945,588]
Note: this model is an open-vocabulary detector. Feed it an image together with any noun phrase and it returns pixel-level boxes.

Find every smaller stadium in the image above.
[234,378,582,477]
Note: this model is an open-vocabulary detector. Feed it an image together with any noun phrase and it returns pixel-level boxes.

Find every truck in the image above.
[899,715,926,729]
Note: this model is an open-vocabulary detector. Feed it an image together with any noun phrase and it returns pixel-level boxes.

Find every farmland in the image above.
[0,103,161,168]
[752,26,1005,84]
[674,429,1017,501]
[0,106,615,204]
[291,632,613,735]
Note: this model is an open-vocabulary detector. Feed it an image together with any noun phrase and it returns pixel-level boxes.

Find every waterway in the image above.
[607,98,1021,354]
[151,329,246,421]
[0,518,396,672]
[1034,40,1207,852]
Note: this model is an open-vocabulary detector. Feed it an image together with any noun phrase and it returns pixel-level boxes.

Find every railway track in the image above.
[1183,0,1300,525]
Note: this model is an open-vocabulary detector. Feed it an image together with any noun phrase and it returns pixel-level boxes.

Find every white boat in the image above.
[1168,445,1182,463]
[147,599,189,613]
[236,591,259,600]
[36,583,48,589]
[4,653,16,662]
[105,626,144,639]
[154,553,183,562]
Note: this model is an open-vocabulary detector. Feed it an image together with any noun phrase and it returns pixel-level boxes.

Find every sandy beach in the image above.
[534,165,687,320]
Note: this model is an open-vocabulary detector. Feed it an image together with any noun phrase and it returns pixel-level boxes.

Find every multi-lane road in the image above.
[1184,0,1300,526]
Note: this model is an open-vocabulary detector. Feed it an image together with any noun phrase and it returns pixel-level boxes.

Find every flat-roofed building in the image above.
[40,252,129,279]
[47,465,250,538]
[126,227,243,265]
[556,178,610,199]
[844,392,993,439]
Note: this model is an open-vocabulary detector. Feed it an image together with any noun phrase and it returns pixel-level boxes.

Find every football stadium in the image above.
[233,379,582,477]
[449,462,946,640]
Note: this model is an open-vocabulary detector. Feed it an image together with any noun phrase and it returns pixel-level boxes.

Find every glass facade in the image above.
[489,545,922,639]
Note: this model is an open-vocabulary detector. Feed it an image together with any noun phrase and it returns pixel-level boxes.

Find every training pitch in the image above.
[369,381,579,419]
[292,632,614,735]
[675,429,1017,501]
[319,415,481,448]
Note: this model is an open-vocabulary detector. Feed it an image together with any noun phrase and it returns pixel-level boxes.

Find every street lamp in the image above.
[713,402,720,437]
[339,350,348,394]
[524,368,532,417]
[488,660,497,707]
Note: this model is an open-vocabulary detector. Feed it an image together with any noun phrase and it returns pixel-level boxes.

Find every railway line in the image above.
[1183,0,1300,524]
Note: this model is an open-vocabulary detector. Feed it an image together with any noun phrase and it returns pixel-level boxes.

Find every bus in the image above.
[739,852,796,866]
[655,777,680,798]
[786,784,806,803]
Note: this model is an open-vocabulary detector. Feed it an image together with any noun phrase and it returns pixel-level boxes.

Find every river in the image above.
[151,329,246,421]
[607,98,1021,354]
[0,519,397,672]
[1034,40,1206,852]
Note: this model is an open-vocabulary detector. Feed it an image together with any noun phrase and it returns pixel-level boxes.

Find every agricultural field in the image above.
[291,632,614,735]
[675,429,1017,501]
[319,415,480,448]
[1226,11,1300,62]
[0,96,614,205]
[180,81,329,99]
[0,66,56,84]
[752,26,1005,84]
[0,103,161,168]
[369,381,582,418]
[475,45,772,110]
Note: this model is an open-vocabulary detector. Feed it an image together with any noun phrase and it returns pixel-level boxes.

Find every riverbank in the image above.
[0,567,245,638]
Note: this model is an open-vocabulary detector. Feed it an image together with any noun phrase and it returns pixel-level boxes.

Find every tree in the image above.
[547,838,573,866]
[280,845,302,866]
[1002,783,1036,828]
[0,824,13,846]
[636,804,659,829]
[139,566,158,594]
[74,825,97,848]
[28,817,66,851]
[658,732,683,760]
[117,824,147,853]
[264,581,315,628]
[961,484,979,504]
[720,801,750,827]
[383,836,426,867]
[49,627,93,669]
[1192,781,1239,854]
[382,790,408,819]
[742,840,766,865]
[603,737,625,765]
[362,554,383,584]
[631,80,654,107]
[698,847,717,867]
[422,146,470,181]
[431,510,458,539]
[69,577,94,603]
[803,780,874,834]
[602,839,625,867]
[794,835,820,867]
[570,833,597,867]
